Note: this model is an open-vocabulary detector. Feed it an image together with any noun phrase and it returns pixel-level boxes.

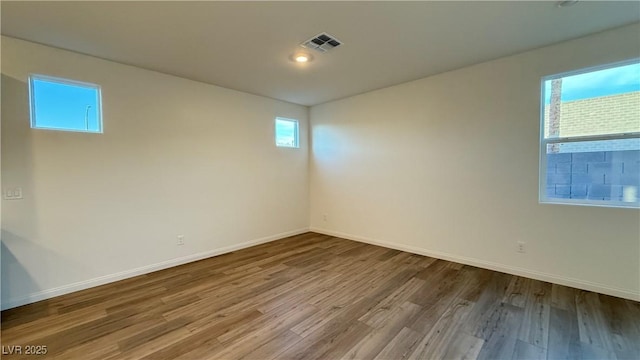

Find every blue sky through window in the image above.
[543,62,640,104]
[275,118,298,147]
[30,76,102,132]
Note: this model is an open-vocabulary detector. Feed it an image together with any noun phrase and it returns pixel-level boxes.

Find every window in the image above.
[29,74,102,133]
[275,117,299,148]
[540,60,640,208]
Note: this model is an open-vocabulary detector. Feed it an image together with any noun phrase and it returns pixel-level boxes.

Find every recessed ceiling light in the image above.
[557,0,579,7]
[290,53,313,63]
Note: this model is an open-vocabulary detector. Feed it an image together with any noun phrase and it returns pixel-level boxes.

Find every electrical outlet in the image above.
[177,235,185,246]
[517,241,526,253]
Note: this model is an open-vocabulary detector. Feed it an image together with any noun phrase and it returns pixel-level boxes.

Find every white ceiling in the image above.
[2,1,639,106]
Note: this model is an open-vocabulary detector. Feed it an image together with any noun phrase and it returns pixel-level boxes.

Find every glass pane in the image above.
[275,118,298,148]
[545,139,640,205]
[543,62,640,139]
[31,76,101,133]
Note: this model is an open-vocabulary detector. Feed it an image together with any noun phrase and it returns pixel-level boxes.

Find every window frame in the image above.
[28,74,103,133]
[538,58,640,209]
[274,117,299,148]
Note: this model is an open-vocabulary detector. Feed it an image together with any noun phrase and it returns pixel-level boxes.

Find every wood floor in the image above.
[2,233,639,360]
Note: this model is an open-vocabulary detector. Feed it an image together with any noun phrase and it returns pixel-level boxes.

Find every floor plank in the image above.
[2,232,638,360]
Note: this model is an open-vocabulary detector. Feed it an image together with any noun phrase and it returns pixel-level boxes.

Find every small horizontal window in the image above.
[29,74,102,133]
[275,117,299,148]
[540,60,639,208]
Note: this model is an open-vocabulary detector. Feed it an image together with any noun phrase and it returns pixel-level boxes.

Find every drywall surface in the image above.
[309,24,640,300]
[1,36,309,309]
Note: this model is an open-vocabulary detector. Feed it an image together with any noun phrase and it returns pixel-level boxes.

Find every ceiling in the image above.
[1,1,639,106]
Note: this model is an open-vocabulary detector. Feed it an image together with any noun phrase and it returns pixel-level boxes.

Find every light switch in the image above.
[3,187,23,200]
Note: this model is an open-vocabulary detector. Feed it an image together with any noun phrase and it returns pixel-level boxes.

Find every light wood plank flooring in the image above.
[2,232,639,359]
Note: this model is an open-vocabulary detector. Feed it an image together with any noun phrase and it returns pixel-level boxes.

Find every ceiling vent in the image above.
[301,32,342,53]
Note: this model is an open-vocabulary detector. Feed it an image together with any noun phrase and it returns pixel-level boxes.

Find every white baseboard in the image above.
[1,228,309,310]
[310,227,640,302]
[4,226,637,310]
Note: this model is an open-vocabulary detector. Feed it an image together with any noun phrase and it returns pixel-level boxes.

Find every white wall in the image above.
[309,24,640,301]
[1,36,309,309]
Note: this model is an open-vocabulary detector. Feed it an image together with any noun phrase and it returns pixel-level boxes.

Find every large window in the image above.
[29,74,102,133]
[540,60,639,208]
[275,117,299,148]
